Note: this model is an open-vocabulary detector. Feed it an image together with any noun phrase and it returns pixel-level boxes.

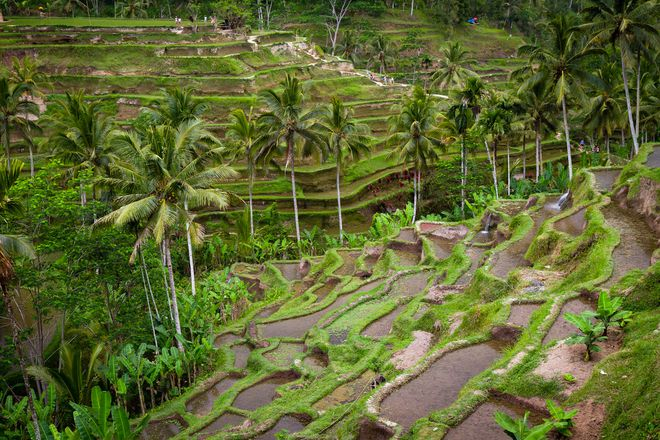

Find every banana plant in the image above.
[544,400,577,437]
[494,411,553,440]
[564,311,607,361]
[595,291,633,336]
[117,344,148,415]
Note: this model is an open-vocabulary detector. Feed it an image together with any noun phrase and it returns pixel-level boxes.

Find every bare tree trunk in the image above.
[620,46,639,155]
[163,238,184,351]
[484,140,499,199]
[535,122,541,183]
[288,138,301,244]
[522,134,526,179]
[159,243,173,321]
[635,51,641,144]
[412,168,417,223]
[184,199,196,297]
[410,0,414,15]
[1,284,42,440]
[605,134,610,160]
[506,140,511,196]
[248,162,254,236]
[336,161,344,244]
[460,137,465,218]
[4,120,10,166]
[139,249,159,352]
[561,96,573,180]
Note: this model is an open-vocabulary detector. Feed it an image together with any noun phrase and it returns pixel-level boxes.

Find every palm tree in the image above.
[338,29,362,64]
[318,97,371,243]
[444,99,475,217]
[96,120,236,350]
[0,78,37,167]
[431,42,477,91]
[518,15,602,180]
[46,92,115,203]
[582,62,624,158]
[455,76,487,119]
[368,34,396,75]
[259,74,325,244]
[143,87,208,127]
[0,160,41,440]
[516,75,557,181]
[226,108,262,237]
[388,87,443,223]
[479,94,516,198]
[582,0,660,155]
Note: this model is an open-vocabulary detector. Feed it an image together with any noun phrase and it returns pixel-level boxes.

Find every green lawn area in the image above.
[2,16,177,27]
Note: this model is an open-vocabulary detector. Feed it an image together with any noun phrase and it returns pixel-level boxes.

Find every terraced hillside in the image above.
[133,143,659,439]
[0,15,560,233]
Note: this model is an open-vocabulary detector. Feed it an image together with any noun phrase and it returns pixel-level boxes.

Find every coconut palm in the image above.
[455,76,488,119]
[318,97,371,243]
[0,159,40,440]
[582,0,660,155]
[443,99,475,217]
[259,74,325,244]
[368,34,396,75]
[96,120,236,350]
[0,77,37,167]
[518,14,602,180]
[46,92,115,203]
[226,108,263,237]
[143,87,208,128]
[516,75,557,181]
[431,41,477,91]
[388,87,443,223]
[479,94,516,199]
[582,62,624,158]
[338,29,362,64]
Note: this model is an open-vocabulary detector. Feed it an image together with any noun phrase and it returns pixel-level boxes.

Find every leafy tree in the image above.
[259,74,325,244]
[0,77,37,167]
[368,34,396,74]
[0,159,41,439]
[564,311,607,361]
[388,87,443,223]
[582,0,660,155]
[431,41,477,91]
[595,290,632,336]
[96,120,236,350]
[443,98,475,217]
[118,0,149,18]
[518,14,602,180]
[318,97,370,242]
[494,411,553,440]
[45,92,115,203]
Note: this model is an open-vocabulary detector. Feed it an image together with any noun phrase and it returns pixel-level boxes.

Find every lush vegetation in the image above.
[0,0,658,439]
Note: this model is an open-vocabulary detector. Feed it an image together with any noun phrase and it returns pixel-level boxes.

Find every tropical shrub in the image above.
[564,311,607,361]
[494,410,553,439]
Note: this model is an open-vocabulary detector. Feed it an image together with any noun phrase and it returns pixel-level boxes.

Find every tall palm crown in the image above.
[318,97,371,241]
[226,108,263,236]
[581,0,659,154]
[582,63,624,149]
[369,34,395,74]
[97,120,234,260]
[517,14,601,179]
[431,41,477,90]
[455,76,487,119]
[388,87,443,222]
[0,77,37,165]
[46,91,115,176]
[259,74,324,243]
[144,88,208,127]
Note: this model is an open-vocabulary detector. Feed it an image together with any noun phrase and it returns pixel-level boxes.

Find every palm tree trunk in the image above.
[28,143,34,177]
[288,138,301,244]
[605,134,610,160]
[635,51,641,144]
[1,284,42,440]
[248,164,254,237]
[139,251,159,352]
[412,168,417,223]
[484,140,499,199]
[163,238,184,351]
[184,199,196,297]
[561,96,573,180]
[410,0,414,16]
[522,134,526,178]
[460,137,465,218]
[4,120,10,166]
[336,162,344,244]
[620,46,639,155]
[535,121,541,182]
[506,141,511,197]
[159,243,174,321]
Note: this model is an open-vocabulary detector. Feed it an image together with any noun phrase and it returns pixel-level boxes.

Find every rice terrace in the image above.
[0,1,658,439]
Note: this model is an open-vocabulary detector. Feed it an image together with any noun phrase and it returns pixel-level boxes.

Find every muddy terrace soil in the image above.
[232,344,252,369]
[232,373,298,411]
[601,203,657,287]
[508,303,541,327]
[256,415,308,439]
[141,415,188,440]
[457,247,486,284]
[444,396,546,440]
[361,305,405,338]
[554,208,587,236]
[186,377,239,416]
[198,413,246,438]
[543,298,594,345]
[592,169,621,192]
[380,342,503,430]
